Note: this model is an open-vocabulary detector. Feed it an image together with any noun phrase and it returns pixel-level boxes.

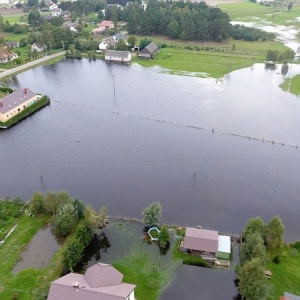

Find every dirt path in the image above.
[0,52,66,79]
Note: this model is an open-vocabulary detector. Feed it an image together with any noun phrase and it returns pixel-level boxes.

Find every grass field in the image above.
[266,245,300,299]
[132,35,290,78]
[280,74,300,96]
[221,0,300,29]
[2,13,29,24]
[0,215,64,300]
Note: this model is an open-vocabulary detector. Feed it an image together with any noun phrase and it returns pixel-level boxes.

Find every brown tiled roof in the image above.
[47,263,136,300]
[183,227,218,253]
[0,88,36,114]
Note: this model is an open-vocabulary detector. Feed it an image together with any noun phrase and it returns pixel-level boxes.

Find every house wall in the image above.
[105,53,131,62]
[0,95,40,122]
[127,290,135,300]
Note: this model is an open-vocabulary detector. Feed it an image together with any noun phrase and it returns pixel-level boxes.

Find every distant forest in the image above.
[58,0,274,42]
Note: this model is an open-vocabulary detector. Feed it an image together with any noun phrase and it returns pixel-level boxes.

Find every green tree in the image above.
[243,216,266,242]
[63,238,84,271]
[139,36,153,50]
[127,36,137,48]
[54,203,78,236]
[28,10,41,26]
[115,39,128,51]
[56,190,72,206]
[75,223,93,246]
[240,233,266,265]
[166,20,180,39]
[266,215,285,251]
[142,202,162,225]
[44,191,59,215]
[158,226,170,248]
[84,205,107,229]
[238,258,268,300]
[111,7,118,32]
[28,191,45,214]
[73,198,85,219]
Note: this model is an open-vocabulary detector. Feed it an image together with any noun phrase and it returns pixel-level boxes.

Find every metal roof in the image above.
[0,88,36,114]
[48,263,136,300]
[217,235,231,254]
[105,50,130,59]
[183,227,218,253]
[284,292,300,300]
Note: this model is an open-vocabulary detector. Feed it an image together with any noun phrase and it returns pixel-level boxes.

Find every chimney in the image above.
[0,101,2,106]
[72,282,79,288]
[24,88,27,94]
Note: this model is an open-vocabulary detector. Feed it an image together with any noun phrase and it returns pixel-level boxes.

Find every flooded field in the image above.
[13,224,62,273]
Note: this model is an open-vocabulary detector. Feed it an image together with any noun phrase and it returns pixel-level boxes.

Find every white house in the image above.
[51,8,62,17]
[47,2,58,10]
[31,43,46,52]
[105,50,131,62]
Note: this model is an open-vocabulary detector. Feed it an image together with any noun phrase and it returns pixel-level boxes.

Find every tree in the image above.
[243,216,266,242]
[238,258,268,300]
[73,198,85,219]
[84,205,107,229]
[55,203,78,236]
[139,36,153,50]
[28,191,45,214]
[28,10,41,26]
[127,36,137,48]
[266,215,285,251]
[287,2,293,10]
[63,238,84,271]
[158,226,170,248]
[166,20,180,39]
[240,233,266,265]
[142,202,162,225]
[44,191,59,215]
[115,39,128,51]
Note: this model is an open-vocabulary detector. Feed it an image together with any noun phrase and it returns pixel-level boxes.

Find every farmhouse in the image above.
[105,50,132,63]
[47,263,136,300]
[0,88,41,123]
[0,47,18,64]
[92,20,115,35]
[138,42,159,59]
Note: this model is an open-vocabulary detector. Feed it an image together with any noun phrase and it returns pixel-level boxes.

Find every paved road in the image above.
[0,51,66,79]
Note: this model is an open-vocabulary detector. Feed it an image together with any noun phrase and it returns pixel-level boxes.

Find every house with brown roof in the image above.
[92,20,115,35]
[0,88,40,123]
[47,263,136,300]
[138,42,159,59]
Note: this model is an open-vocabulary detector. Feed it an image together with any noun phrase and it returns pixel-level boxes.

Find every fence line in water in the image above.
[53,100,299,150]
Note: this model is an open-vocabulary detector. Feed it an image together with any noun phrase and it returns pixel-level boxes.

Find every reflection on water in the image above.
[13,224,62,273]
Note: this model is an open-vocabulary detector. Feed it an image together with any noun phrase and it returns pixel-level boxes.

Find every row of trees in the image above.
[124,0,231,41]
[238,216,285,300]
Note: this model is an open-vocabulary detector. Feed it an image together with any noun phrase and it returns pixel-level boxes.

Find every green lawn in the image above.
[132,35,289,78]
[2,13,29,24]
[280,74,300,96]
[0,215,62,300]
[266,245,300,299]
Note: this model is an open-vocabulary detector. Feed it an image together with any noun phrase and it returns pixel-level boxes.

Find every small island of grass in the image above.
[280,74,300,97]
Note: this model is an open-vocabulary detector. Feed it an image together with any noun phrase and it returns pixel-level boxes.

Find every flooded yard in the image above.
[13,224,62,273]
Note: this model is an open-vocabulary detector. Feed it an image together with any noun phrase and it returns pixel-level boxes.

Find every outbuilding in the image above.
[105,50,132,63]
[216,235,231,259]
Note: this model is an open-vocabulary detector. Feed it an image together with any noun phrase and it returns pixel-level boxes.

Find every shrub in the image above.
[55,203,78,236]
[28,191,45,214]
[158,226,170,248]
[273,255,280,264]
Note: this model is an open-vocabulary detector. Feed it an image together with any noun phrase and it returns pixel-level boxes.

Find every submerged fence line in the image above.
[109,214,240,239]
[53,100,299,150]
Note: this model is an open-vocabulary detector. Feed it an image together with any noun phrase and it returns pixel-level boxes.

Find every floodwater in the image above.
[1,59,300,241]
[13,224,62,273]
